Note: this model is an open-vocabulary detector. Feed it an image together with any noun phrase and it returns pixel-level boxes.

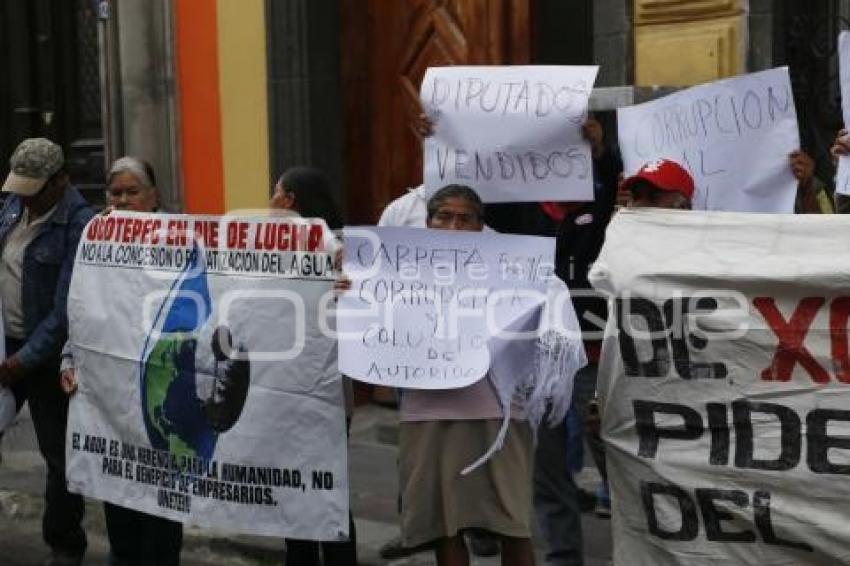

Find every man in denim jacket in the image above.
[0,138,93,565]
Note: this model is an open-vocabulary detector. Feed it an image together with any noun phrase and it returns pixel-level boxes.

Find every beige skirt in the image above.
[399,419,533,547]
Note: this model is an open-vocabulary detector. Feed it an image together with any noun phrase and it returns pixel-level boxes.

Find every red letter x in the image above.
[753,297,829,383]
[830,297,850,384]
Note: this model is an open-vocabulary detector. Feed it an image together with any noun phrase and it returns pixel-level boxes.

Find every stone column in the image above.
[594,0,634,87]
[113,0,181,210]
[747,0,775,71]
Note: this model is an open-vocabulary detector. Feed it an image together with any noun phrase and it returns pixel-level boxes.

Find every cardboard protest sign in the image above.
[66,212,349,540]
[591,209,850,565]
[337,226,573,389]
[421,65,599,202]
[617,68,799,212]
[837,32,850,195]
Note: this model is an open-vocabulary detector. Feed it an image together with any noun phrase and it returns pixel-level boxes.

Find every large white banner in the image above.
[421,65,599,203]
[591,209,850,565]
[337,227,568,389]
[837,32,850,195]
[66,212,349,540]
[617,68,800,213]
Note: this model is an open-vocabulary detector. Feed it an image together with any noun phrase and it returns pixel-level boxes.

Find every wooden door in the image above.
[341,0,531,223]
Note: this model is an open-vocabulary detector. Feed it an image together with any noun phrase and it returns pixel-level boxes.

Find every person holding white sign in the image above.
[59,157,185,566]
[416,109,618,565]
[398,185,536,566]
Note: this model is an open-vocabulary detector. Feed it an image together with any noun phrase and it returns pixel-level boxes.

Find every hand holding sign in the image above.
[831,128,850,161]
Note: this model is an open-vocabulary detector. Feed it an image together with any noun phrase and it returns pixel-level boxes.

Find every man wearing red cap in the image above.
[619,158,694,210]
[554,157,694,529]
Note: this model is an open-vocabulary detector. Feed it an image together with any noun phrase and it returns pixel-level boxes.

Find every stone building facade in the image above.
[1,1,847,215]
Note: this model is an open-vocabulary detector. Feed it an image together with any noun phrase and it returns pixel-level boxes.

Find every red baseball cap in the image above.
[621,159,695,201]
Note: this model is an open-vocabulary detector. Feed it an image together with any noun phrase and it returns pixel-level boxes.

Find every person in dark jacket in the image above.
[0,138,94,565]
[556,157,695,527]
[524,118,622,565]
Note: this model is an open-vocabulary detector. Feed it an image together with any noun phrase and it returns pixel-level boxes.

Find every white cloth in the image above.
[377,184,495,231]
[464,276,586,474]
[378,186,428,228]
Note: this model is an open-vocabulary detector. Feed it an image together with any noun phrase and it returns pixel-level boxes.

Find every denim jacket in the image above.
[0,186,93,369]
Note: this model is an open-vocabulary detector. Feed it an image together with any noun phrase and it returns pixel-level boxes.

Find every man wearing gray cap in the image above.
[0,138,93,565]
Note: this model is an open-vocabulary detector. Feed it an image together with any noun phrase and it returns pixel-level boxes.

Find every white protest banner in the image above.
[66,212,349,540]
[337,226,571,389]
[837,32,850,195]
[421,65,599,202]
[617,68,800,212]
[590,209,850,565]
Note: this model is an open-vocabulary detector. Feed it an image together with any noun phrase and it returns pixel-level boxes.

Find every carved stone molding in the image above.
[634,0,743,25]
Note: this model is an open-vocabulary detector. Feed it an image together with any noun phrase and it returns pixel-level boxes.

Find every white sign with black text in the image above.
[421,65,599,202]
[618,68,800,212]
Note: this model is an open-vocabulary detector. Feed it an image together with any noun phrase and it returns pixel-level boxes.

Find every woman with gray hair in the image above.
[60,156,183,565]
[103,156,160,212]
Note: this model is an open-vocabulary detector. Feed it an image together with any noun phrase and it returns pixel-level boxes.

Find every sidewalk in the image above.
[0,405,612,565]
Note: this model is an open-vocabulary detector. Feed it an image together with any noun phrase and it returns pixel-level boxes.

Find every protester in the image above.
[59,156,184,566]
[408,112,615,564]
[0,138,93,565]
[556,157,696,530]
[376,123,500,559]
[270,167,344,229]
[269,166,357,566]
[397,184,536,566]
[530,116,623,565]
[375,179,454,561]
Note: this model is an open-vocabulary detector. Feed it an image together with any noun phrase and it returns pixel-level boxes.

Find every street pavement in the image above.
[0,404,612,565]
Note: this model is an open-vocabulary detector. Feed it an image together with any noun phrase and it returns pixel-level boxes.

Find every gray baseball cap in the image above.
[3,138,64,196]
